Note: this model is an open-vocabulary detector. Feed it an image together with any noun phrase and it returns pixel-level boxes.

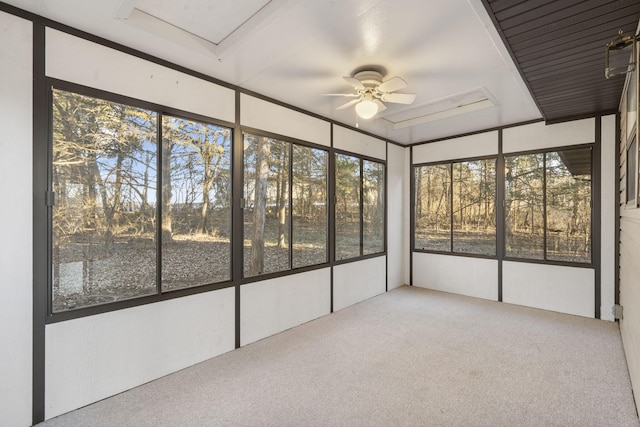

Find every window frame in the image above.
[412,155,498,260]
[624,134,638,209]
[43,80,387,323]
[46,79,236,321]
[333,148,387,265]
[503,144,594,267]
[624,52,639,209]
[239,127,331,284]
[160,113,234,292]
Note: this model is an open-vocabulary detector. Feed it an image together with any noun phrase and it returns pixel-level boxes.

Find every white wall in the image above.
[503,118,594,153]
[47,29,235,123]
[6,7,621,424]
[501,117,603,318]
[412,118,611,319]
[411,131,499,303]
[333,125,386,160]
[42,27,242,421]
[46,288,235,419]
[36,23,397,422]
[413,253,498,301]
[0,11,33,427]
[387,143,408,289]
[503,262,594,317]
[334,256,386,311]
[241,94,330,147]
[331,127,389,309]
[413,130,498,164]
[241,269,331,346]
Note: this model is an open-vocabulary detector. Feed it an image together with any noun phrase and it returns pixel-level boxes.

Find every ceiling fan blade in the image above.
[374,99,387,112]
[343,76,365,90]
[382,93,416,104]
[321,93,359,97]
[378,76,408,93]
[336,98,361,110]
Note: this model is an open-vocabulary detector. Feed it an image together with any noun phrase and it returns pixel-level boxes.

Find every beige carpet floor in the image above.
[39,286,640,426]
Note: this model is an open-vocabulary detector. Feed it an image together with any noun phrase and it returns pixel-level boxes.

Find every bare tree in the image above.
[250,136,271,275]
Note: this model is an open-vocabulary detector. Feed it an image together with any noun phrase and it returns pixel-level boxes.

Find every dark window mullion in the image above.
[46,85,55,316]
[288,142,294,270]
[360,159,364,257]
[329,151,335,264]
[450,162,454,253]
[156,112,163,294]
[542,153,547,261]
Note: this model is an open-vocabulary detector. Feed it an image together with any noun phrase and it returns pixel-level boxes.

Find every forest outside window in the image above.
[161,116,232,291]
[335,154,385,261]
[414,159,496,256]
[505,147,592,264]
[51,87,233,313]
[243,133,328,277]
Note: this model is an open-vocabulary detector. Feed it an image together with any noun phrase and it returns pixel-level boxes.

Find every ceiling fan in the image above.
[326,70,416,119]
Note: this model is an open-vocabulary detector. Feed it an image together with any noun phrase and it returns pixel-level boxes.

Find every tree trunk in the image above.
[277,151,288,248]
[416,168,422,217]
[250,137,271,275]
[198,138,224,234]
[376,166,384,239]
[162,141,173,242]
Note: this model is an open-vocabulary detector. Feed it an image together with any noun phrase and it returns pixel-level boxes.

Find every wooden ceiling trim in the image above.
[498,0,606,32]
[508,16,637,52]
[537,87,623,104]
[504,5,638,44]
[540,96,613,112]
[495,0,565,24]
[526,54,604,81]
[517,38,613,64]
[524,59,605,82]
[533,79,620,97]
[521,51,602,76]
[491,0,552,17]
[514,27,620,59]
[482,0,640,122]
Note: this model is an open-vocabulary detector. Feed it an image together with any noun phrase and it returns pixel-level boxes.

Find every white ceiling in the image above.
[5,0,543,144]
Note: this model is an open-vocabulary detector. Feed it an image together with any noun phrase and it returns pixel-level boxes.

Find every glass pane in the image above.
[363,160,385,255]
[627,137,637,204]
[505,154,544,259]
[161,116,232,291]
[292,146,328,268]
[453,159,496,255]
[626,66,637,138]
[546,149,592,263]
[414,164,451,251]
[52,89,157,312]
[244,135,290,277]
[335,154,361,260]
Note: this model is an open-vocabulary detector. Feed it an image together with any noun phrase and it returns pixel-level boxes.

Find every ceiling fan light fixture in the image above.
[355,96,378,119]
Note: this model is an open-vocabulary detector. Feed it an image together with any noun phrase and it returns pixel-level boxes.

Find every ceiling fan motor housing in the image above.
[354,70,384,88]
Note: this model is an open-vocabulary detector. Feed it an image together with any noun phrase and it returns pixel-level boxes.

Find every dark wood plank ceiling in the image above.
[482,0,640,122]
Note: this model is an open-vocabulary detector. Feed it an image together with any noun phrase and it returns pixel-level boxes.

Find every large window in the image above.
[505,147,592,264]
[363,160,385,255]
[335,153,385,260]
[51,87,232,312]
[161,116,232,291]
[51,86,381,314]
[414,159,496,256]
[243,133,328,277]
